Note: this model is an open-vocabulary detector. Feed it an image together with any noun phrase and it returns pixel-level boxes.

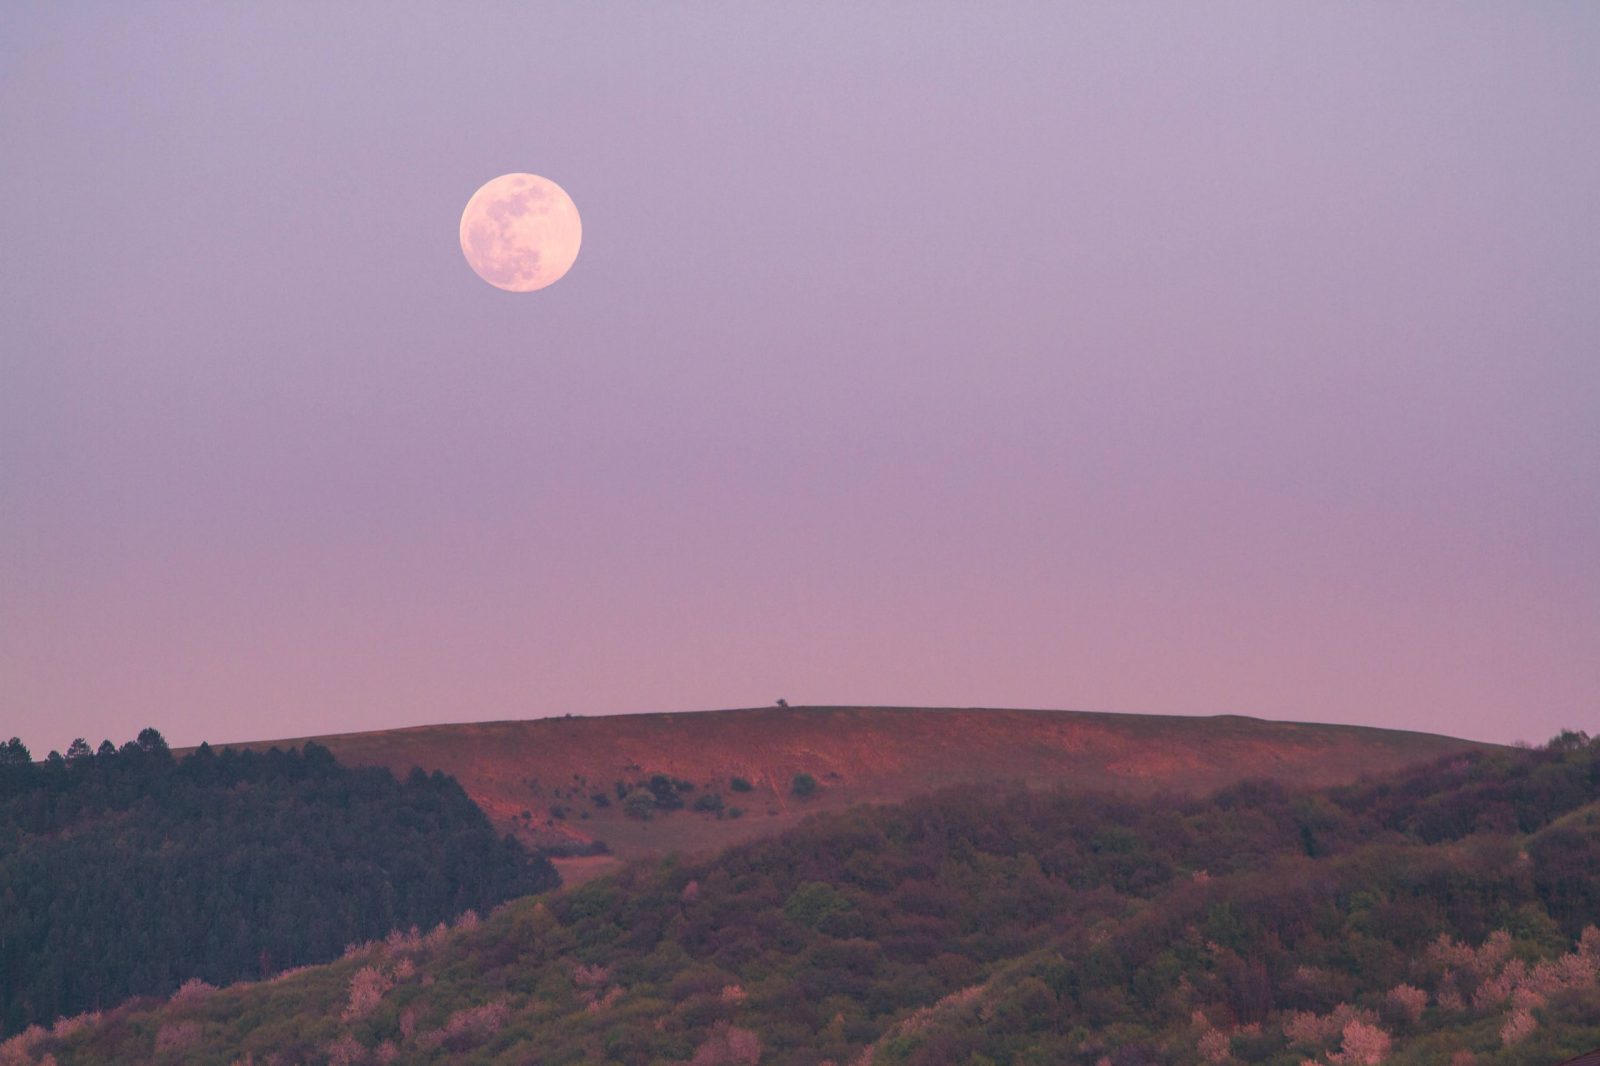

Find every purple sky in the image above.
[3,5,1596,751]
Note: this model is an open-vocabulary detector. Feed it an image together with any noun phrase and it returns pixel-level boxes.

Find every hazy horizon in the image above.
[4,4,1597,752]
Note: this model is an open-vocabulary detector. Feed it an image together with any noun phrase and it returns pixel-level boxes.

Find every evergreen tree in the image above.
[0,729,558,1036]
[136,727,170,756]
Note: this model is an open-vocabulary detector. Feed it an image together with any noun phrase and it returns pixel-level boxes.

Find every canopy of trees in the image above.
[8,731,1600,1065]
[0,730,557,1037]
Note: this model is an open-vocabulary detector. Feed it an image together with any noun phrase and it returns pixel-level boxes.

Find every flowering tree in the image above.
[1328,1020,1392,1065]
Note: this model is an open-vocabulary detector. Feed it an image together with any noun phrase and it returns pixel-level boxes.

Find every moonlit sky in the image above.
[3,5,1597,751]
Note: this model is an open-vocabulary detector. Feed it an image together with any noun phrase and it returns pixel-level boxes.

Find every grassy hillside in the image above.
[26,731,1598,1065]
[206,706,1492,870]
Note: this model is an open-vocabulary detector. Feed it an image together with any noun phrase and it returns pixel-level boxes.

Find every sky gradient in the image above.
[3,4,1597,751]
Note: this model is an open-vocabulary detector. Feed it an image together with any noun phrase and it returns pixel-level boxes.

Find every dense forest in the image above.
[0,731,558,1038]
[4,731,1599,1064]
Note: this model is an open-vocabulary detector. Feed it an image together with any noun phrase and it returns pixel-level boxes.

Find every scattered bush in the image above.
[623,789,659,820]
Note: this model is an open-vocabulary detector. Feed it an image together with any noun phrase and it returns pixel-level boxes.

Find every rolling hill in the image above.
[208,706,1494,874]
[26,730,1600,1066]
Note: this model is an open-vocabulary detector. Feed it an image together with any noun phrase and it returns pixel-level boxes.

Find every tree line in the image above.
[0,728,558,1037]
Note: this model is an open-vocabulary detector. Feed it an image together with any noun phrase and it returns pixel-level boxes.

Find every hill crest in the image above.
[207,705,1492,872]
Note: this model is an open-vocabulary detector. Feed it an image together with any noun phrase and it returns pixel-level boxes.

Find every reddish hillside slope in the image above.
[210,706,1492,875]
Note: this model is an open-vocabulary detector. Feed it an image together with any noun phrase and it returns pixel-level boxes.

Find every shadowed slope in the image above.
[207,706,1493,868]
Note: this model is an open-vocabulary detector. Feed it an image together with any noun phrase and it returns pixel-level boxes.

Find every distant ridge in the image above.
[211,705,1492,870]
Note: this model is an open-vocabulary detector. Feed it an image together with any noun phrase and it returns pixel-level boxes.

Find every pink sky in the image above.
[2,5,1596,751]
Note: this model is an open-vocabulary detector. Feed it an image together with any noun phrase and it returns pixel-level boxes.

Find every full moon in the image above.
[459,173,582,292]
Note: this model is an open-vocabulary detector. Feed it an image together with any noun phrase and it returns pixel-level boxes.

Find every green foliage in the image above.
[622,789,659,820]
[0,737,31,767]
[791,772,819,798]
[0,730,557,1038]
[21,732,1600,1065]
[783,882,851,929]
[608,774,723,822]
[730,776,754,793]
[646,773,686,810]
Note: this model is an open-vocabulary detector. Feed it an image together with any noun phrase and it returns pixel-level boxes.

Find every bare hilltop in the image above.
[211,705,1492,879]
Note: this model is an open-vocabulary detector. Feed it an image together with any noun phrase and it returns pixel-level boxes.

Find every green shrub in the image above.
[784,881,850,928]
[623,789,658,820]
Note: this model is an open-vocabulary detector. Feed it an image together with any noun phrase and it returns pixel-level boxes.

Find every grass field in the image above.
[196,705,1494,864]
